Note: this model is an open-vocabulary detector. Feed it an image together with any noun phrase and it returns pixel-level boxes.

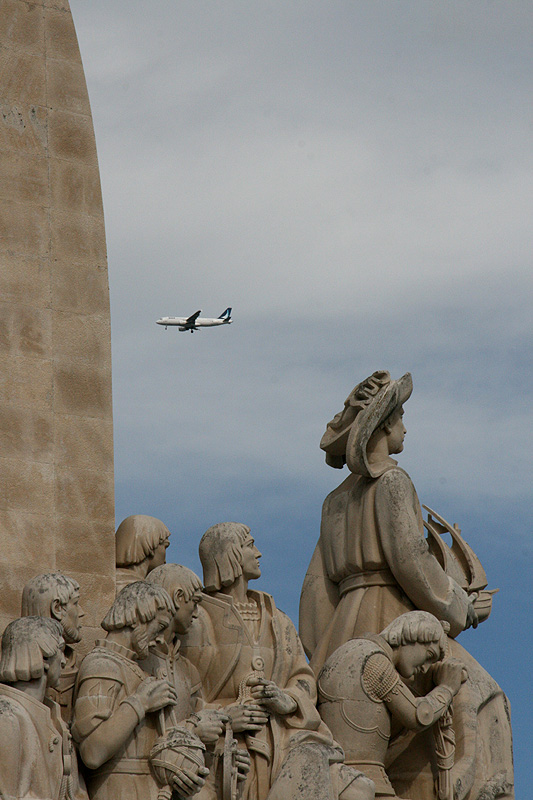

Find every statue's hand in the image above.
[226,703,269,732]
[235,748,251,781]
[190,709,228,743]
[134,677,177,713]
[433,658,467,696]
[248,677,298,715]
[465,598,479,630]
[171,764,210,797]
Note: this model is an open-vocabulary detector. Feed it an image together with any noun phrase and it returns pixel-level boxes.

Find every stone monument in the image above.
[0,0,115,645]
[300,371,514,800]
[0,4,516,797]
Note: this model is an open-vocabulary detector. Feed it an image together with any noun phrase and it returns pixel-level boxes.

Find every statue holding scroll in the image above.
[300,371,514,799]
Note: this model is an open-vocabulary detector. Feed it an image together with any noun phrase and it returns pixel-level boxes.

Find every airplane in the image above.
[156,307,232,332]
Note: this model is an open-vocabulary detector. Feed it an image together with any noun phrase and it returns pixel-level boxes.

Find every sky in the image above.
[70,2,532,794]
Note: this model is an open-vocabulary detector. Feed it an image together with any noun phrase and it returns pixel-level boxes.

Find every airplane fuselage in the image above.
[156,317,231,328]
[156,308,232,331]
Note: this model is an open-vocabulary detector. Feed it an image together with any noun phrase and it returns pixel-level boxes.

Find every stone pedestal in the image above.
[0,0,115,647]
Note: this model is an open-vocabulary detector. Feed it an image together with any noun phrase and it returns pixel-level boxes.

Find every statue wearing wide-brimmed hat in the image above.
[299,371,514,800]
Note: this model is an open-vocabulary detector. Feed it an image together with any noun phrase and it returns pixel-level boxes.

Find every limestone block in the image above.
[47,57,91,115]
[0,354,53,409]
[55,467,114,521]
[50,208,107,264]
[55,517,115,578]
[52,310,111,366]
[0,406,53,463]
[0,457,54,515]
[49,159,103,216]
[0,0,45,54]
[0,49,47,106]
[51,260,110,315]
[0,198,49,258]
[0,255,50,306]
[0,102,48,155]
[0,152,48,206]
[48,108,98,164]
[0,303,52,358]
[54,414,113,473]
[0,509,55,578]
[45,7,81,62]
[53,363,112,418]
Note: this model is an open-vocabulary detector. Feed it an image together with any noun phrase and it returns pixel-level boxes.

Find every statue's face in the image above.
[46,640,66,689]
[395,640,440,680]
[61,593,85,644]
[385,407,406,455]
[132,608,171,659]
[149,536,170,570]
[173,591,202,635]
[241,534,262,581]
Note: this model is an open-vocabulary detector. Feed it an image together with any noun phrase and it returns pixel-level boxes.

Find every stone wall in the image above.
[0,0,115,649]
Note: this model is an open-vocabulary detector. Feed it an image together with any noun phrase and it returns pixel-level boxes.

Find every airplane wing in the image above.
[185,310,201,325]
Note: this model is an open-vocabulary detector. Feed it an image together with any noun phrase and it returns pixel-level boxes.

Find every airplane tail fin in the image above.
[219,307,232,320]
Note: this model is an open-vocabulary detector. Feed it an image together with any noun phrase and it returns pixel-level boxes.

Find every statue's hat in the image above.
[320,370,412,477]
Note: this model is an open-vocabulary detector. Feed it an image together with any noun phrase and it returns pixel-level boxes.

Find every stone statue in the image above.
[0,616,88,800]
[299,371,514,799]
[318,611,467,798]
[181,522,375,800]
[145,563,250,799]
[115,515,171,593]
[72,581,209,799]
[21,571,85,723]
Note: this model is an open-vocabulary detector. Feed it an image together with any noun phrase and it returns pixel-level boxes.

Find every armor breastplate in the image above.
[318,638,392,766]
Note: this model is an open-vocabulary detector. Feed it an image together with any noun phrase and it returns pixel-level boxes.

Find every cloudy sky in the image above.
[70,1,531,790]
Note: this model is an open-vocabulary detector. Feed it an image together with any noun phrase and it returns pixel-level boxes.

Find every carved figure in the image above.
[21,571,85,723]
[181,522,375,800]
[115,515,171,593]
[145,563,247,799]
[0,616,88,800]
[300,371,514,799]
[318,611,466,798]
[72,581,205,800]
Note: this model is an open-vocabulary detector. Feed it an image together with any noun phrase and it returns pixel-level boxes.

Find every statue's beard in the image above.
[62,621,82,644]
[131,627,151,659]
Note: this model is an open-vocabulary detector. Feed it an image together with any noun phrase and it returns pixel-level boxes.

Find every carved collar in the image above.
[95,638,138,662]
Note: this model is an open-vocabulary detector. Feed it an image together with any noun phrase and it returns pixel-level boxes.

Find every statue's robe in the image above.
[141,641,218,800]
[48,644,78,725]
[142,639,204,728]
[181,590,355,800]
[72,640,160,800]
[300,466,514,800]
[0,682,87,800]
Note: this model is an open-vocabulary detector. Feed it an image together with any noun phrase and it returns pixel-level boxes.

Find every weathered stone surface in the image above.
[300,371,515,800]
[0,0,114,637]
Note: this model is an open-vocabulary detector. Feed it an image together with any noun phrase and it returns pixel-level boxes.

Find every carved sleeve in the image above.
[361,652,401,701]
[71,675,123,741]
[376,468,470,637]
[372,662,454,732]
[275,609,323,732]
